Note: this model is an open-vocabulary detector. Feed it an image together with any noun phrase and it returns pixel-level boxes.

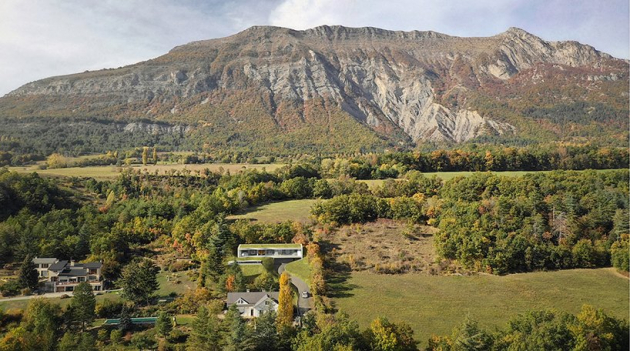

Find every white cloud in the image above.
[268,0,629,57]
[0,0,277,96]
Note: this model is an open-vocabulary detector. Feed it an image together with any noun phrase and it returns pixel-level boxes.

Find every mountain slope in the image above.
[0,25,627,156]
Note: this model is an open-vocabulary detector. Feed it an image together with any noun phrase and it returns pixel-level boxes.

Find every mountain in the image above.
[0,25,627,156]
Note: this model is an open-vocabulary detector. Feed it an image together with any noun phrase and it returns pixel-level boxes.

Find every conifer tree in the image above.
[224,304,251,351]
[70,281,96,331]
[18,254,38,290]
[142,146,149,165]
[188,305,222,350]
[156,311,173,337]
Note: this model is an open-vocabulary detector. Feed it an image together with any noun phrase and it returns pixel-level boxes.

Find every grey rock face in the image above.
[5,25,618,143]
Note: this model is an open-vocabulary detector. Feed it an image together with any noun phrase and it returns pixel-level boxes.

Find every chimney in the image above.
[70,259,75,266]
[246,289,250,292]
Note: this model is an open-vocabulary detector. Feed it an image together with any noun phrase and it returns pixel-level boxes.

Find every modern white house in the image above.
[226,291,279,318]
[32,257,104,293]
[236,244,303,260]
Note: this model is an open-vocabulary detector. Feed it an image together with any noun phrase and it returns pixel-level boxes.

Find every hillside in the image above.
[0,25,627,156]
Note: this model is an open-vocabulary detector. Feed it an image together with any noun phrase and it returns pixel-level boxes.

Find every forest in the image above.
[0,158,628,350]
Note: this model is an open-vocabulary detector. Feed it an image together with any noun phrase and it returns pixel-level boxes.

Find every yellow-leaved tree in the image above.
[277,271,293,328]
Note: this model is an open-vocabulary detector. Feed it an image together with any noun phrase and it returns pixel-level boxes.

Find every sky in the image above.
[0,0,628,96]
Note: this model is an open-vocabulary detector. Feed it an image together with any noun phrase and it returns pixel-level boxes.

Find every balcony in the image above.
[54,280,102,286]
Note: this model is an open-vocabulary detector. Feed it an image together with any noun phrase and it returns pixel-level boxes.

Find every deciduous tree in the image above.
[118,259,159,305]
[277,272,294,328]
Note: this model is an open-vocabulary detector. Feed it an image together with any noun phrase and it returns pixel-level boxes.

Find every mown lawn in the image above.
[227,199,319,223]
[333,268,629,345]
[285,258,311,286]
[240,264,265,280]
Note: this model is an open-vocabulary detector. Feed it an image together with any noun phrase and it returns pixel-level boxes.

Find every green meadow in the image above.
[228,199,319,223]
[333,268,629,344]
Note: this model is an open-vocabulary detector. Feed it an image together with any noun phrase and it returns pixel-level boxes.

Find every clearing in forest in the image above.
[320,219,445,274]
[8,163,284,180]
[227,199,319,223]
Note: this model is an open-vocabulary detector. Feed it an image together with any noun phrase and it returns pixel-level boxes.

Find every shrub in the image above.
[169,260,192,272]
[172,288,213,314]
[97,329,109,342]
[168,328,187,343]
[95,299,124,318]
[0,280,21,297]
[110,329,122,344]
[611,235,629,272]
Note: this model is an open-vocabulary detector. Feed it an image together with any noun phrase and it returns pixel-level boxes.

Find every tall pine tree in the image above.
[69,282,96,331]
[19,254,39,290]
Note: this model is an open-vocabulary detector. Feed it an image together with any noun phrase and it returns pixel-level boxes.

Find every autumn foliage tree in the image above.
[277,271,293,328]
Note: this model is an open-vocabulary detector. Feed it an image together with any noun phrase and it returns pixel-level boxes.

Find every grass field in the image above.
[240,264,265,280]
[285,258,311,286]
[0,290,123,311]
[333,268,629,344]
[228,199,319,223]
[8,163,285,180]
[156,270,196,297]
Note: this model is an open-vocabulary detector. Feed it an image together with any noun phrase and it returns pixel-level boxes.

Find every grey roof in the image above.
[226,292,279,306]
[59,267,88,277]
[75,262,102,269]
[48,260,69,272]
[33,257,58,264]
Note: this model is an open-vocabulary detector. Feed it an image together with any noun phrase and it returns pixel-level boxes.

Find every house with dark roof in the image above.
[33,257,58,278]
[32,257,103,293]
[226,291,279,318]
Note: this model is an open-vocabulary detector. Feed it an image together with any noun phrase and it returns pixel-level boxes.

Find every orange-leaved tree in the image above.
[277,271,293,328]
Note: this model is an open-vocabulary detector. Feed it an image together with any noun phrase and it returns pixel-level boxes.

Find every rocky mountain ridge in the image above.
[1,25,627,153]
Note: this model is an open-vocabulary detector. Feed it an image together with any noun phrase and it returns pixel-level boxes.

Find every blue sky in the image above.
[0,0,628,96]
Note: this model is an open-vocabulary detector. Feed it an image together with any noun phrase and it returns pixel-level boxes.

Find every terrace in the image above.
[237,244,303,259]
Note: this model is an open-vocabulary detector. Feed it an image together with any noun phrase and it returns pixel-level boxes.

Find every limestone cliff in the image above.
[2,25,626,149]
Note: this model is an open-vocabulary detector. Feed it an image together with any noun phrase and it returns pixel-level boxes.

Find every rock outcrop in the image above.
[2,25,626,147]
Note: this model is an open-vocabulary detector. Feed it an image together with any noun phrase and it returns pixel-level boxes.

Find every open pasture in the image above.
[333,268,629,344]
[8,163,284,180]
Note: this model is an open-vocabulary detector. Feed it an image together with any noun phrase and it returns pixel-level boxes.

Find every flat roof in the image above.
[238,244,302,249]
[75,262,102,269]
[33,258,58,264]
[59,267,88,277]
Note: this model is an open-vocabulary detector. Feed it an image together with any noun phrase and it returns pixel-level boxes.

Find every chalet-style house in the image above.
[237,244,303,260]
[33,257,104,293]
[226,291,279,318]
